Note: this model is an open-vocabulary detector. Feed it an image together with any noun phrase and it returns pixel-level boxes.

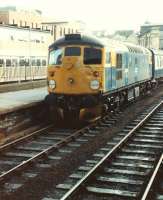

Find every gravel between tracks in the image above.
[3,85,163,200]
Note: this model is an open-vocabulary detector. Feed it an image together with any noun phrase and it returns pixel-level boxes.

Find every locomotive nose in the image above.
[67,77,75,85]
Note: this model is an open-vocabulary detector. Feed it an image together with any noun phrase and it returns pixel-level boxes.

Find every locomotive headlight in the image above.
[90,80,100,90]
[49,80,56,89]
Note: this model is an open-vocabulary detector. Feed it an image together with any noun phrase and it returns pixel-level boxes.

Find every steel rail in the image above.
[0,119,104,182]
[0,107,108,152]
[60,101,163,200]
[0,124,53,152]
[141,154,163,200]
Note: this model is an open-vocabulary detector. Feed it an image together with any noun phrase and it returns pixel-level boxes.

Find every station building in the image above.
[0,6,42,29]
[0,6,85,82]
[0,6,85,42]
[0,24,53,58]
[0,24,53,82]
[139,24,163,50]
[42,20,85,40]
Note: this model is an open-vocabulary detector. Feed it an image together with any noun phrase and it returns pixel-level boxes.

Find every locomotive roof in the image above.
[49,34,104,49]
[49,34,151,55]
[150,49,163,55]
[101,38,150,54]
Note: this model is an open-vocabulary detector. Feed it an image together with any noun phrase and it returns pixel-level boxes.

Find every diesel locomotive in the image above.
[45,34,163,122]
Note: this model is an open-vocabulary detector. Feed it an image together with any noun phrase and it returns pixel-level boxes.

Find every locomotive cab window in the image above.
[65,47,81,56]
[84,48,102,65]
[49,48,63,65]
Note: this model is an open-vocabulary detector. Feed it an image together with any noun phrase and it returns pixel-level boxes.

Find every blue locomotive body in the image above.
[103,41,153,94]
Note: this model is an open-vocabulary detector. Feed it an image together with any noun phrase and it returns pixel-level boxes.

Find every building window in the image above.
[42,59,46,66]
[6,59,11,67]
[51,29,53,35]
[32,23,33,28]
[0,59,4,67]
[20,20,22,26]
[36,39,40,43]
[19,59,25,66]
[12,59,18,67]
[13,19,15,24]
[10,35,14,40]
[54,25,57,40]
[31,59,36,66]
[60,27,63,36]
[37,59,41,66]
[25,59,29,66]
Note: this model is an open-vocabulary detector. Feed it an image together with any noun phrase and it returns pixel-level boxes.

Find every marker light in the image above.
[90,80,100,90]
[49,80,56,89]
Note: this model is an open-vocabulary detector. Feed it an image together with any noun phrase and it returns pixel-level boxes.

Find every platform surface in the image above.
[0,87,48,114]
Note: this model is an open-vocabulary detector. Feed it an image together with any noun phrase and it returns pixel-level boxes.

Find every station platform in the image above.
[0,87,48,115]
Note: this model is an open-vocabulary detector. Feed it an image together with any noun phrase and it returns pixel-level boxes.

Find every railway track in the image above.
[141,154,163,200]
[48,101,163,200]
[0,109,123,197]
